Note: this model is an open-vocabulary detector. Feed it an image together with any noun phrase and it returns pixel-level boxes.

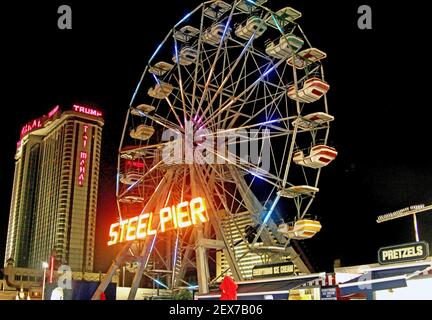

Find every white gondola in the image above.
[287,48,327,69]
[266,7,302,29]
[278,220,322,240]
[293,145,338,169]
[119,160,142,185]
[288,77,330,103]
[174,25,200,42]
[120,146,147,160]
[278,185,319,198]
[236,0,268,13]
[204,1,232,20]
[172,47,198,66]
[149,61,174,76]
[148,82,173,99]
[120,152,135,160]
[265,34,304,60]
[131,104,156,117]
[292,112,334,130]
[202,23,231,45]
[130,125,155,141]
[235,16,267,40]
[119,173,141,185]
[119,196,145,204]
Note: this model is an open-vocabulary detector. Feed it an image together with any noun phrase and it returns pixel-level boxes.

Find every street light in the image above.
[19,288,25,299]
[42,261,49,300]
[377,204,432,242]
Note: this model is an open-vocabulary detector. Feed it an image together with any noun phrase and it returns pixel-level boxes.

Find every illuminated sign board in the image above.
[321,287,338,300]
[17,104,102,152]
[252,262,295,279]
[108,197,208,246]
[73,105,103,117]
[20,105,60,139]
[20,118,43,138]
[378,241,429,265]
[48,105,60,118]
[78,125,89,186]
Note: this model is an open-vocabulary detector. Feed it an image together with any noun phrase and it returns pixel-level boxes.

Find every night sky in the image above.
[1,0,431,274]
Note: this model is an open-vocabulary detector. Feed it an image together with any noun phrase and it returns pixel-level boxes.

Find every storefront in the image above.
[335,241,432,300]
[196,242,432,300]
[195,273,332,300]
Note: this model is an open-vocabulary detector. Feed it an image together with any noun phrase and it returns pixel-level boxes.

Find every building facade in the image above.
[4,105,104,272]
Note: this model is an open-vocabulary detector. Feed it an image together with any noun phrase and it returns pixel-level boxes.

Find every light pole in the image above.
[377,204,432,242]
[42,261,49,300]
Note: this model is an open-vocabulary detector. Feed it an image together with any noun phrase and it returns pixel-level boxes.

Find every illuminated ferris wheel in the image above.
[94,0,337,299]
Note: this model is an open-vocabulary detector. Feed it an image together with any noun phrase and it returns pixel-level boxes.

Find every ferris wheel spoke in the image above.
[269,140,284,180]
[221,179,256,219]
[173,69,198,108]
[150,75,184,128]
[189,6,206,116]
[194,154,253,216]
[203,147,284,188]
[227,89,288,130]
[219,58,262,128]
[204,115,296,136]
[216,41,230,127]
[226,86,263,130]
[194,44,228,128]
[199,31,261,122]
[225,64,290,129]
[213,179,247,215]
[219,54,256,130]
[264,95,289,129]
[189,48,220,115]
[164,94,193,120]
[221,130,292,150]
[202,57,286,128]
[194,9,236,121]
[212,182,233,214]
[171,41,192,122]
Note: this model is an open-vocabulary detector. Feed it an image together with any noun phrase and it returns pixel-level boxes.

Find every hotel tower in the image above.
[4,105,104,272]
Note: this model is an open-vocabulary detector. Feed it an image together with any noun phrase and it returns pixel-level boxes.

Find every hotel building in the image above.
[4,105,104,272]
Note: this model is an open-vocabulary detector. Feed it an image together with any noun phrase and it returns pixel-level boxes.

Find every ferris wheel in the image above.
[94,0,337,299]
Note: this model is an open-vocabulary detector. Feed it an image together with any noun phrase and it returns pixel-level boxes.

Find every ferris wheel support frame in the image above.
[193,164,245,291]
[189,165,211,294]
[127,170,176,299]
[91,241,132,300]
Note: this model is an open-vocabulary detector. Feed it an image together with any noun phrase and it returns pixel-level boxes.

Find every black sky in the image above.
[1,0,431,273]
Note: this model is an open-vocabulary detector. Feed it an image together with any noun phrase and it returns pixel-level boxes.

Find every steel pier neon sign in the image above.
[108,197,208,246]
